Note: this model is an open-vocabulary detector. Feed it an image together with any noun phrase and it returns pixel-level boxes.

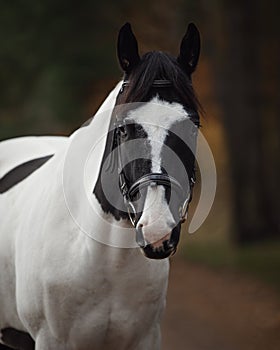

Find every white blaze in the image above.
[127,97,189,172]
[126,97,190,244]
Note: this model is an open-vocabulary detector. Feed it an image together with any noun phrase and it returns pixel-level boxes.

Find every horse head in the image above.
[94,23,201,259]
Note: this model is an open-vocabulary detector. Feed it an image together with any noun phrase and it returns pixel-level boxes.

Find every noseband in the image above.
[115,79,196,228]
[119,168,195,227]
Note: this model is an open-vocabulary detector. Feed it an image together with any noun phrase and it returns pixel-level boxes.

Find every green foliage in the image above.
[0,0,121,138]
[0,0,201,139]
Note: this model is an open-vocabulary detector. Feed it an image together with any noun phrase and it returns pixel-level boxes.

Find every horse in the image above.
[0,22,201,350]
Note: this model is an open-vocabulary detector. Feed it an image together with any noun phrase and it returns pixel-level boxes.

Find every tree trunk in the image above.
[207,0,280,243]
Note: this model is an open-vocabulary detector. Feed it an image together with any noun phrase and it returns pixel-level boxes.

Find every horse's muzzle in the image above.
[136,223,181,260]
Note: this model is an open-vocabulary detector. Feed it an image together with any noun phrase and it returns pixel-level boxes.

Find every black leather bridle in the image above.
[115,80,196,231]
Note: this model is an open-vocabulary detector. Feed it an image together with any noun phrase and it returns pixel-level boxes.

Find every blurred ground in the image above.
[162,257,280,350]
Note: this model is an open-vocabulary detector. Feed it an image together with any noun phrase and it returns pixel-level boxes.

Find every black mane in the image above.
[117,51,201,122]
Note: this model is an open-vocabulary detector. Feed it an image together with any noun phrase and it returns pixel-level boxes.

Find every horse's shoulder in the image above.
[0,136,67,177]
[0,136,68,193]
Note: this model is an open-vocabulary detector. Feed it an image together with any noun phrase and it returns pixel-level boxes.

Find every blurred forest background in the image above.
[0,0,279,289]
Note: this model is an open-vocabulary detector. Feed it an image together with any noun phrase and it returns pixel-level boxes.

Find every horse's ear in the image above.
[177,23,200,75]
[117,23,140,73]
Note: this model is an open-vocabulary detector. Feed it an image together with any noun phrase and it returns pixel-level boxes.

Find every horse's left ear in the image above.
[117,23,140,73]
[177,23,200,75]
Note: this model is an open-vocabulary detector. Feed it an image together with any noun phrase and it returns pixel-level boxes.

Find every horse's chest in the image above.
[69,275,166,350]
[47,255,169,349]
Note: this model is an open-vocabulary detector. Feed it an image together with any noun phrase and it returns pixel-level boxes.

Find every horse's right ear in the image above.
[117,23,140,74]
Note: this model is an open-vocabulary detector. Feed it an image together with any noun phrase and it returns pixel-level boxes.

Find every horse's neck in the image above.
[94,81,123,116]
[67,81,122,191]
[61,81,137,249]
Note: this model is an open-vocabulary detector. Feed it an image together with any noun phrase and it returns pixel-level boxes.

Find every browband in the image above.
[122,79,172,88]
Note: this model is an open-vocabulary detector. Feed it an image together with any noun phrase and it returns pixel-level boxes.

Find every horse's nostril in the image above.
[136,220,146,230]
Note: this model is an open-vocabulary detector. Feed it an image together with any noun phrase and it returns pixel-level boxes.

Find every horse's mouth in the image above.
[141,239,177,259]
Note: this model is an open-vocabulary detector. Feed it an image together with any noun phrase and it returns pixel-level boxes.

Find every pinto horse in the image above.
[0,23,201,350]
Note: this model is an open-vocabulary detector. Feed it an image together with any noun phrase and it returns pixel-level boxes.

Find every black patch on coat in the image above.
[93,120,151,221]
[0,327,35,350]
[0,155,53,194]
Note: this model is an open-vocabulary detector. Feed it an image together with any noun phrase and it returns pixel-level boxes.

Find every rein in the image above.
[114,79,196,233]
